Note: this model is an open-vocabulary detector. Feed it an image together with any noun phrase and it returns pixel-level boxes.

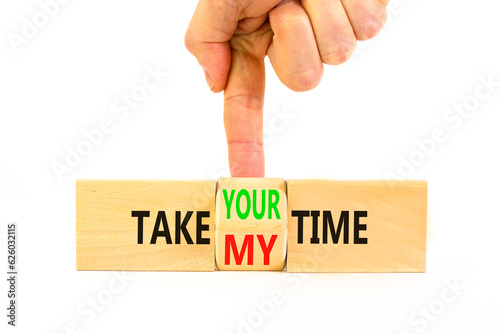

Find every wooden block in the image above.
[286,180,427,273]
[215,178,287,271]
[76,180,215,271]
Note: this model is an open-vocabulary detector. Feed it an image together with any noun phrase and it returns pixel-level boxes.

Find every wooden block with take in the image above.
[215,178,287,271]
[286,180,427,273]
[76,180,215,271]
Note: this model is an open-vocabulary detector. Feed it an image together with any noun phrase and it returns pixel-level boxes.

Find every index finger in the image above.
[224,49,266,177]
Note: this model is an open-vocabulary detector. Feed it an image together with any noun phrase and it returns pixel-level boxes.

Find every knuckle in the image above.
[225,94,264,110]
[274,13,310,32]
[215,0,241,14]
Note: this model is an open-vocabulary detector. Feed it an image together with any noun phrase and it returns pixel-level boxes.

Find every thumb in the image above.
[224,49,266,177]
[185,0,240,92]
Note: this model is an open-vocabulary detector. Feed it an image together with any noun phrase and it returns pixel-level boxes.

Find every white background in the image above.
[1,0,499,333]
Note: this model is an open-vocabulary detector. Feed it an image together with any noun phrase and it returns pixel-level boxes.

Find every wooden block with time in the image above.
[215,178,287,271]
[286,180,427,273]
[76,180,215,271]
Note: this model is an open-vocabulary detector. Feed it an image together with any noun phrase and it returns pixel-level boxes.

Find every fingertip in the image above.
[341,0,388,41]
[355,13,387,41]
[320,39,357,65]
[284,66,324,92]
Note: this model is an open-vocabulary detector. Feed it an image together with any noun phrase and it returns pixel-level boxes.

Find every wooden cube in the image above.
[286,180,427,273]
[76,180,215,271]
[215,178,287,271]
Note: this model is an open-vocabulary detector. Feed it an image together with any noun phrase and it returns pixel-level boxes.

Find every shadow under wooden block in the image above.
[215,178,287,271]
[286,180,427,273]
[76,180,215,271]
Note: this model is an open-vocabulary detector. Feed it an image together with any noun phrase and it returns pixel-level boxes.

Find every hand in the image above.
[185,0,388,177]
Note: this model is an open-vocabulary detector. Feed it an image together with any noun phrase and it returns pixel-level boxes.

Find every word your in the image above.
[291,210,368,244]
[223,189,281,220]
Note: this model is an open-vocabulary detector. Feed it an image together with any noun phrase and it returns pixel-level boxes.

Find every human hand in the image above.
[185,0,389,177]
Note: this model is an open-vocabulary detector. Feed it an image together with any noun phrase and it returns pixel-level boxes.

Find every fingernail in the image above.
[203,68,215,91]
